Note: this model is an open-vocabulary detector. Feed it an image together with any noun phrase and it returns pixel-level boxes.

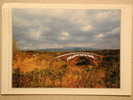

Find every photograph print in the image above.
[12,8,121,88]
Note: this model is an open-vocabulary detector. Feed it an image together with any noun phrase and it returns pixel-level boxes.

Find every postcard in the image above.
[1,3,132,95]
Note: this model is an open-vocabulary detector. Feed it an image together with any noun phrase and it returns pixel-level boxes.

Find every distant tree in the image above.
[13,38,19,55]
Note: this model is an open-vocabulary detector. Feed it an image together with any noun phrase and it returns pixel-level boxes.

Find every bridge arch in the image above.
[50,52,104,67]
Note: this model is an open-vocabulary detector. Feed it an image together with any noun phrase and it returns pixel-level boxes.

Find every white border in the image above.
[1,3,132,95]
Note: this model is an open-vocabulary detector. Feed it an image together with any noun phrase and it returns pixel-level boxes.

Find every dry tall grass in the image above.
[12,50,120,88]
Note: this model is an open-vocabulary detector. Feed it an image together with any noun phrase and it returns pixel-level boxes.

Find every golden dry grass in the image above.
[12,50,120,88]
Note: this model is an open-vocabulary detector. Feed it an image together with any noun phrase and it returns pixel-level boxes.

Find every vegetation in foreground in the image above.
[12,49,120,88]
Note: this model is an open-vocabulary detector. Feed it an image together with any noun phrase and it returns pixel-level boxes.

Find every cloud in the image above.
[106,27,120,35]
[61,32,70,37]
[95,10,121,22]
[28,30,42,40]
[96,12,112,21]
[95,33,104,38]
[80,25,94,32]
[59,32,70,40]
[12,8,121,49]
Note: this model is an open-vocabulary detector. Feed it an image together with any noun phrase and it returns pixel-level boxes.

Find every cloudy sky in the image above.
[12,8,121,50]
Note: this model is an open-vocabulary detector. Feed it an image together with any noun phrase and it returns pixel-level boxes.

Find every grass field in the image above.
[12,49,120,88]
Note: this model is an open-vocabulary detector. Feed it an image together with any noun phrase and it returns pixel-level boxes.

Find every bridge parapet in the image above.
[50,52,104,67]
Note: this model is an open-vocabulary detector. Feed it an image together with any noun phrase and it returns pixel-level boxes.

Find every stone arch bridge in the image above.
[50,52,105,67]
